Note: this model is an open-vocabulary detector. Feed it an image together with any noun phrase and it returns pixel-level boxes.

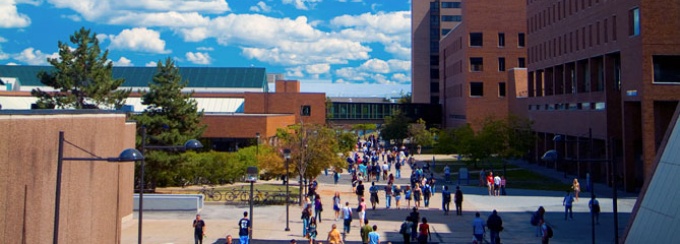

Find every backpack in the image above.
[592,203,601,213]
[423,186,431,195]
[530,212,539,226]
[443,191,451,202]
[546,225,554,238]
[399,222,409,234]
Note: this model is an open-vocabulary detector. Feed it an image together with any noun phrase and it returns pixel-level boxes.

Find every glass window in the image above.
[498,57,506,71]
[430,68,440,79]
[470,57,483,72]
[470,82,484,97]
[629,8,640,36]
[442,29,451,36]
[498,33,505,47]
[301,105,311,116]
[518,57,526,68]
[518,33,526,47]
[430,2,439,10]
[653,55,680,83]
[430,82,440,93]
[442,15,462,22]
[498,82,507,97]
[442,2,461,8]
[470,32,483,46]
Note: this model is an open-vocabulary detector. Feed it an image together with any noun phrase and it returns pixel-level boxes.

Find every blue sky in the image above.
[0,0,412,97]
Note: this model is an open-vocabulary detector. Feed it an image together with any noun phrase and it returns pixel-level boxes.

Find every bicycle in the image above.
[198,186,222,201]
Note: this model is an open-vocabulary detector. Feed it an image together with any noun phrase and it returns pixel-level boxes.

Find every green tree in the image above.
[398,91,412,104]
[409,118,436,147]
[277,123,345,203]
[380,110,411,146]
[133,58,206,187]
[32,27,130,109]
[351,123,377,139]
[500,114,535,159]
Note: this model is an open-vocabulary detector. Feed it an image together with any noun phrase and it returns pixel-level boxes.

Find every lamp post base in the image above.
[285,228,290,231]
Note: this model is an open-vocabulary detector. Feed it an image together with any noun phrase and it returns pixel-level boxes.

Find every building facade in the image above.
[439,0,527,129]
[0,111,136,243]
[522,0,680,191]
[412,0,462,104]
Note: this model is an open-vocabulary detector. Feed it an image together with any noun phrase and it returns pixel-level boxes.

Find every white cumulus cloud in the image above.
[185,52,211,65]
[13,47,58,65]
[112,57,133,66]
[0,0,32,28]
[330,11,411,58]
[107,28,170,54]
[145,61,158,67]
[250,1,272,13]
[305,63,330,74]
[282,0,321,10]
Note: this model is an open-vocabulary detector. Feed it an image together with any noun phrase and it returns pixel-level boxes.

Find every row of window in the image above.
[527,102,606,111]
[469,32,525,48]
[528,0,603,32]
[469,82,507,97]
[469,57,526,72]
[431,1,461,10]
[527,54,622,98]
[527,13,629,64]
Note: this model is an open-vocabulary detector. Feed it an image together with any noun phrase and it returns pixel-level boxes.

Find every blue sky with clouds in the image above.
[0,0,412,97]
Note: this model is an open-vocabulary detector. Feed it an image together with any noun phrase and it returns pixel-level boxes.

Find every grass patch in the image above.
[219,184,301,195]
[503,169,570,192]
[430,159,520,173]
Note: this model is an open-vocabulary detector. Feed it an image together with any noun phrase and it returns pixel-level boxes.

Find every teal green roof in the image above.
[0,65,268,91]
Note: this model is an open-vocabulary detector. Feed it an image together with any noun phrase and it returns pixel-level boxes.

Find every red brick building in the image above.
[439,0,527,129]
[519,0,680,191]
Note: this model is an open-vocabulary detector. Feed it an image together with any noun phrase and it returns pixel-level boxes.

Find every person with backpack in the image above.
[395,160,402,179]
[409,208,420,242]
[369,182,380,210]
[442,185,452,215]
[404,186,412,209]
[342,202,353,234]
[384,183,394,209]
[356,181,365,205]
[589,195,601,224]
[486,210,503,244]
[562,191,574,220]
[400,216,413,244]
[531,206,546,237]
[422,184,432,207]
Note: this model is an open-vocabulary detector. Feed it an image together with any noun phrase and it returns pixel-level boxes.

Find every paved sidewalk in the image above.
[121,154,637,244]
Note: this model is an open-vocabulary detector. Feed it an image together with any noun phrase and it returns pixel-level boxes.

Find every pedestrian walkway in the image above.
[121,153,637,244]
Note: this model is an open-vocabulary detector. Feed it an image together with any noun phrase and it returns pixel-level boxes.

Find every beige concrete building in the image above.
[411,0,462,104]
[0,111,136,243]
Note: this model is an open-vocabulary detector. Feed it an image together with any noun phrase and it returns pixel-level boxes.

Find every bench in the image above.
[133,194,203,212]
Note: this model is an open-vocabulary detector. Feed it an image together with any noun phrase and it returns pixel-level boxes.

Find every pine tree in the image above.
[31,27,130,109]
[133,58,206,187]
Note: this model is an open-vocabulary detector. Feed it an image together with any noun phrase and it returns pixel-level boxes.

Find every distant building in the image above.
[439,0,526,129]
[0,65,326,151]
[412,0,462,104]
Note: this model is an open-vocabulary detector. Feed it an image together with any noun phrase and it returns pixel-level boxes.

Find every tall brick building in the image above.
[412,0,462,104]
[519,0,680,191]
[439,0,527,129]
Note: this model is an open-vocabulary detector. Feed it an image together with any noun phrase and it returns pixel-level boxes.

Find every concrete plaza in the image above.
[121,154,637,243]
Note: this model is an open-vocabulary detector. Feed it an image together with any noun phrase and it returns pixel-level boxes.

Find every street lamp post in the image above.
[283,149,291,231]
[246,166,258,240]
[54,131,144,244]
[138,127,203,244]
[256,132,260,155]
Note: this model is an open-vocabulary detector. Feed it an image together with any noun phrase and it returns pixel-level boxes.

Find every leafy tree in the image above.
[32,27,130,109]
[337,130,358,154]
[500,114,535,159]
[277,123,345,203]
[326,97,333,119]
[398,91,412,104]
[133,58,206,187]
[380,110,411,146]
[409,118,436,147]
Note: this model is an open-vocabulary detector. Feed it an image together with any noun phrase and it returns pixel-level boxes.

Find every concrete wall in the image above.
[0,112,136,243]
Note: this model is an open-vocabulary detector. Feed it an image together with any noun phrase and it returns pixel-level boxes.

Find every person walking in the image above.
[589,195,601,224]
[394,185,402,209]
[360,219,373,244]
[307,218,318,244]
[444,164,451,183]
[409,208,420,242]
[326,224,344,244]
[342,202,353,234]
[500,176,507,195]
[399,216,413,244]
[356,181,365,205]
[302,204,312,237]
[454,186,464,216]
[314,195,323,223]
[417,217,431,244]
[442,185,451,215]
[395,159,402,179]
[369,182,379,210]
[368,225,381,244]
[472,212,486,243]
[493,174,501,196]
[572,178,581,202]
[413,183,422,208]
[563,191,574,220]
[404,186,412,209]
[238,211,252,244]
[192,214,206,244]
[487,210,503,244]
[422,183,432,207]
[359,197,367,227]
[385,183,393,209]
[333,192,342,221]
[487,172,495,196]
[479,168,486,187]
[532,206,546,237]
[540,219,550,244]
[333,170,340,185]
